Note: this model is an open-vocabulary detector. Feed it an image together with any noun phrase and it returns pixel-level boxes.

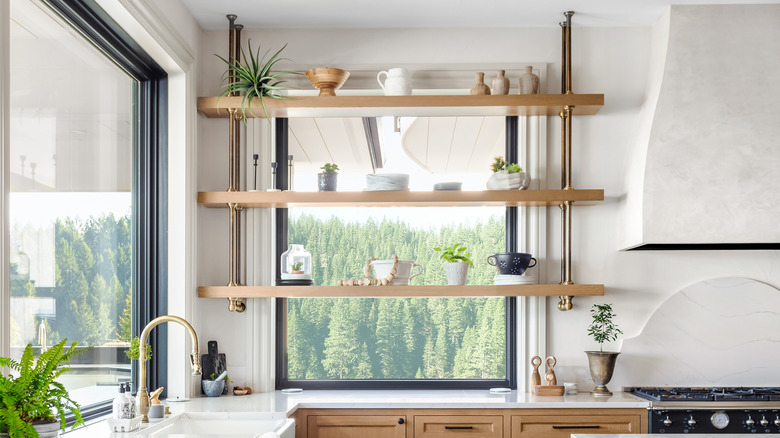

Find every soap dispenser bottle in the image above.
[124,383,136,418]
[113,384,132,419]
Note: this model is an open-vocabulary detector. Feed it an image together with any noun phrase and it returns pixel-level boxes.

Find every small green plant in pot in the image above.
[318,163,339,191]
[487,156,529,190]
[216,40,297,121]
[585,303,623,396]
[0,339,85,438]
[434,243,473,285]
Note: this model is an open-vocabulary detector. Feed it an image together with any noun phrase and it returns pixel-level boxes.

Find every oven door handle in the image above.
[552,425,601,430]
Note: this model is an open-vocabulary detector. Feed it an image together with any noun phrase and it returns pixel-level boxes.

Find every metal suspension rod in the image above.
[558,11,575,311]
[565,11,574,94]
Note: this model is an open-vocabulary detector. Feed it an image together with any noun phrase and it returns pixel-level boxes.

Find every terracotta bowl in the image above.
[305,67,350,96]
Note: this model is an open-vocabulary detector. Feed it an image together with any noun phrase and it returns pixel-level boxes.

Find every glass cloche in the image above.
[279,244,313,286]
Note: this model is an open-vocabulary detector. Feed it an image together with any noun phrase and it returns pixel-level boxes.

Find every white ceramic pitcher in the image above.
[377,68,412,96]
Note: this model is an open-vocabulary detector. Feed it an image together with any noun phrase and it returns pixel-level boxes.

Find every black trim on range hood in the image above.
[625,243,780,251]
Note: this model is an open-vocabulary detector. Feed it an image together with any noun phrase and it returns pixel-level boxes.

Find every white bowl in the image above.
[433,182,462,191]
[366,173,409,191]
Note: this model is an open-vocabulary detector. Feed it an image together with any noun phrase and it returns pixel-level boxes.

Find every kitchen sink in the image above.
[139,412,294,438]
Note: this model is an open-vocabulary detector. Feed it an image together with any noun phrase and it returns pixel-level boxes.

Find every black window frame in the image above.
[38,0,167,421]
[274,117,521,390]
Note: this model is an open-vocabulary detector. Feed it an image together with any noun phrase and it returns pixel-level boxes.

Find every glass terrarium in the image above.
[279,244,313,285]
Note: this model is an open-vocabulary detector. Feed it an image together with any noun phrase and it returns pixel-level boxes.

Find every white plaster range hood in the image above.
[620,4,780,250]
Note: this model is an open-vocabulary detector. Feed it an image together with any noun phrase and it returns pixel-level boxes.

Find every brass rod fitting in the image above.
[227,203,238,287]
[564,11,574,94]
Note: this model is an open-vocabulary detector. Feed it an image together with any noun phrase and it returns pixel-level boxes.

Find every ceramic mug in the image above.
[487,252,537,275]
[377,68,412,96]
[372,259,423,282]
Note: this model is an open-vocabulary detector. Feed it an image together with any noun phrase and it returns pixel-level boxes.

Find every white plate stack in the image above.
[494,274,535,285]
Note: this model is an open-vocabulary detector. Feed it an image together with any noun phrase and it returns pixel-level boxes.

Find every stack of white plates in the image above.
[366,173,409,191]
[494,274,535,285]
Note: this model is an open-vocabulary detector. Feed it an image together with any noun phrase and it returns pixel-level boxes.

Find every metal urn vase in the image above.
[585,351,619,396]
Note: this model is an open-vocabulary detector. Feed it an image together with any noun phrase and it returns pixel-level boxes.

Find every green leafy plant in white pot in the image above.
[486,156,529,190]
[318,163,339,191]
[585,303,623,396]
[434,243,474,285]
[0,339,85,438]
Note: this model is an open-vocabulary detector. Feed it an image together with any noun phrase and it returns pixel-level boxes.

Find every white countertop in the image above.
[573,435,760,438]
[65,390,650,437]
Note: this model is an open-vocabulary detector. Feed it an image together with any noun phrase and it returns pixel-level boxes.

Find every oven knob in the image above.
[774,416,780,427]
[760,416,769,427]
[746,416,755,427]
[663,416,672,427]
[688,415,697,427]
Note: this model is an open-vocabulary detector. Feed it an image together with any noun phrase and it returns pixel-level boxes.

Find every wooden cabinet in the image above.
[303,412,407,438]
[294,408,647,438]
[511,409,644,438]
[415,415,503,438]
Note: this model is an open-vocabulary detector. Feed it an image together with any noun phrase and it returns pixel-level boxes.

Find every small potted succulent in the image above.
[486,156,529,190]
[585,303,623,396]
[434,243,474,285]
[318,163,339,191]
[216,40,297,121]
[290,261,304,274]
[0,339,85,438]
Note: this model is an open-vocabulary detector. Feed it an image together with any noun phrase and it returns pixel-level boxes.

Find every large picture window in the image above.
[7,0,167,418]
[276,116,518,389]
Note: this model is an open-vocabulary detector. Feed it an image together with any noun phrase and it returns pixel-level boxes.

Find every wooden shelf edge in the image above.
[197,94,604,118]
[197,189,605,208]
[197,284,605,298]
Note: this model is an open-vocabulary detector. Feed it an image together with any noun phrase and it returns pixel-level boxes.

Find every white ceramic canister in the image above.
[377,68,413,96]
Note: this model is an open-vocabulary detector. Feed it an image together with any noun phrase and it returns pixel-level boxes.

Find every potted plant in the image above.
[318,163,339,191]
[585,303,623,396]
[0,339,85,438]
[434,243,474,285]
[290,261,304,274]
[486,156,530,190]
[216,40,297,121]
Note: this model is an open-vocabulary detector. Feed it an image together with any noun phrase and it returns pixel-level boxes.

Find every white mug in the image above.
[371,259,423,284]
[377,68,412,96]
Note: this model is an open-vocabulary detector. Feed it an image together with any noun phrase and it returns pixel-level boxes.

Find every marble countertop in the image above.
[573,435,760,438]
[65,390,650,437]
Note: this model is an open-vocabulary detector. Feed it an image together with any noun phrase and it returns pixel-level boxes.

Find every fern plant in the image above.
[0,339,85,437]
[216,40,297,121]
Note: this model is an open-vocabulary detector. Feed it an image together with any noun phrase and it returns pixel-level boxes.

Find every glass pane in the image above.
[10,0,133,407]
[285,116,508,382]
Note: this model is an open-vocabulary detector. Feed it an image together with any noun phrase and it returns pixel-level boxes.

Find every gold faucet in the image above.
[136,315,201,422]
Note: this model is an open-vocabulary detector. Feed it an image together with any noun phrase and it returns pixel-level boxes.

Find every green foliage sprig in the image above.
[0,339,85,438]
[125,336,153,361]
[320,163,339,174]
[292,261,304,271]
[216,41,297,121]
[587,303,623,352]
[491,156,523,174]
[433,243,474,267]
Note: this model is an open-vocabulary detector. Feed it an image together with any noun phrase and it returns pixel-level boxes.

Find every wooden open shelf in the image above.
[197,189,604,208]
[197,284,604,298]
[197,94,604,118]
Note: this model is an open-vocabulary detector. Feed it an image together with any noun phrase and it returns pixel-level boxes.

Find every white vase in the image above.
[486,170,530,190]
[518,66,540,95]
[445,262,469,285]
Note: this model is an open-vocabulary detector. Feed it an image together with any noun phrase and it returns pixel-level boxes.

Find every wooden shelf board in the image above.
[197,189,604,208]
[197,284,605,298]
[197,94,604,118]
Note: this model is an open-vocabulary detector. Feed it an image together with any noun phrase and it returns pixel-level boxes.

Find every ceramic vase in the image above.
[445,262,469,285]
[518,66,540,95]
[491,70,510,95]
[470,72,491,95]
[318,173,337,191]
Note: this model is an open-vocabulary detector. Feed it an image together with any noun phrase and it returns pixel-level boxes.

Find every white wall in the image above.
[195,18,780,391]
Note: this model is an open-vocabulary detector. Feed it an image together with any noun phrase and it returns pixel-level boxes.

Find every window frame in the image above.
[26,0,168,421]
[274,117,521,390]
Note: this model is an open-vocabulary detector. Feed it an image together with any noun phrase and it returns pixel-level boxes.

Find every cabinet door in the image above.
[415,415,503,437]
[511,414,642,438]
[308,415,406,438]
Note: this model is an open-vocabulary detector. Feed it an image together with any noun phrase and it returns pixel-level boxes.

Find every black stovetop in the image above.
[632,387,780,402]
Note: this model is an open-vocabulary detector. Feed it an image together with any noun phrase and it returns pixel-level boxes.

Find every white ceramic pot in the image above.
[486,170,529,190]
[445,262,469,285]
[377,68,413,96]
[372,259,423,284]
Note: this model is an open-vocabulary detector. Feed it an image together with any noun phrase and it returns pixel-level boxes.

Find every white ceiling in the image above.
[180,0,780,30]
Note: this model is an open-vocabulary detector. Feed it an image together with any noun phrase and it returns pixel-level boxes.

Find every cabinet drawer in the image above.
[511,414,641,438]
[415,415,503,437]
[308,415,406,438]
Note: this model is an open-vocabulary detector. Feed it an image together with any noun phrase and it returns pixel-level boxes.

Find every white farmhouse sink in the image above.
[140,412,294,438]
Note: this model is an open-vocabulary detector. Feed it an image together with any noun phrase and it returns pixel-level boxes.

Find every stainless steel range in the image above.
[631,387,780,434]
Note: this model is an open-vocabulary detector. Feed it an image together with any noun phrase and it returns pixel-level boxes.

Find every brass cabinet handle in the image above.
[552,425,601,429]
